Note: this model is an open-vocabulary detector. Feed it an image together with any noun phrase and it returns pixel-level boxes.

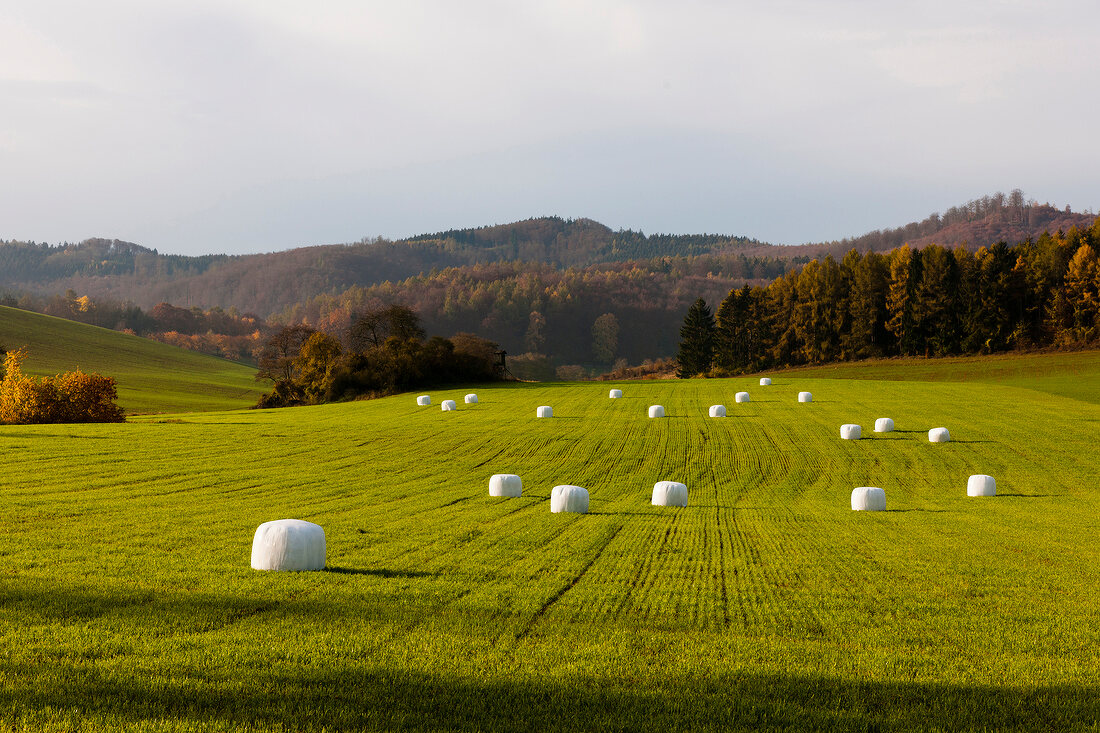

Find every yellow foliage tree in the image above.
[0,349,125,424]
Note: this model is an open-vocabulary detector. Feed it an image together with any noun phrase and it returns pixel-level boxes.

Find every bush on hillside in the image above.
[0,349,125,424]
[255,308,505,408]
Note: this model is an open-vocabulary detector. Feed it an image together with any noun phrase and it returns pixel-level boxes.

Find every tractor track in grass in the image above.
[514,524,624,640]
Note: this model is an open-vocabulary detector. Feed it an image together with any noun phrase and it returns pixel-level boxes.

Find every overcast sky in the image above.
[2,1,1097,255]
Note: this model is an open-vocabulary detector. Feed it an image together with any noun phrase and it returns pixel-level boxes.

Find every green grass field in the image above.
[2,356,1099,730]
[781,349,1100,405]
[0,306,265,413]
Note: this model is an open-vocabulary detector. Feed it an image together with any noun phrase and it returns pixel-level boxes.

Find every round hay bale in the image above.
[850,487,886,511]
[441,399,457,411]
[759,377,772,386]
[537,405,553,418]
[967,474,996,497]
[609,388,623,399]
[798,391,813,402]
[489,473,523,498]
[464,394,478,404]
[874,417,894,433]
[648,405,665,418]
[551,484,589,513]
[651,480,688,507]
[928,427,950,443]
[251,519,326,571]
[416,395,431,406]
[840,424,862,440]
[708,404,726,417]
[735,391,750,403]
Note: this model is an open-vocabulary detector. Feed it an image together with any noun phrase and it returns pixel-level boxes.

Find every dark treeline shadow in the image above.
[1,657,1096,732]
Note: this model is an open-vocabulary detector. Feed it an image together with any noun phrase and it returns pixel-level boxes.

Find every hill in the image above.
[0,306,264,413]
[2,192,1093,319]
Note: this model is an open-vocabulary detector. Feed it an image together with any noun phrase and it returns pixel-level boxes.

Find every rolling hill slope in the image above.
[0,306,264,413]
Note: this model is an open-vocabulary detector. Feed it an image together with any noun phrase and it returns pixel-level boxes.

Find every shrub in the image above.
[0,349,125,424]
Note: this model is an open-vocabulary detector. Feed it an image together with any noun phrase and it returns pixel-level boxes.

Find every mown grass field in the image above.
[782,349,1100,405]
[0,306,265,413]
[2,356,1100,730]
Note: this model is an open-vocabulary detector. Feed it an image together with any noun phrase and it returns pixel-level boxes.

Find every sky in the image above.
[1,1,1098,256]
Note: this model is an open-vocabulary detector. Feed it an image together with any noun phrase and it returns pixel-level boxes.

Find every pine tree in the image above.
[676,298,715,378]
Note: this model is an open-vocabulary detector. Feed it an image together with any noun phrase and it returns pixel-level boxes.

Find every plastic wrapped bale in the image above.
[416,395,431,406]
[648,405,665,418]
[874,418,894,433]
[928,427,951,443]
[850,487,886,512]
[609,389,623,399]
[708,404,726,418]
[652,480,688,507]
[489,473,523,498]
[251,519,326,571]
[537,405,553,418]
[441,399,457,411]
[759,377,772,386]
[798,392,813,403]
[550,485,589,514]
[464,394,478,404]
[735,392,751,403]
[840,424,862,440]
[967,474,996,497]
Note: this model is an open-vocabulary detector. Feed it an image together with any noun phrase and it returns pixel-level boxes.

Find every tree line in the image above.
[255,305,504,408]
[677,219,1100,376]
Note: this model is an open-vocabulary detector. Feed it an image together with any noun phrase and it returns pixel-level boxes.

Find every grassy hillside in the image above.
[779,349,1100,405]
[1,364,1098,730]
[0,306,264,413]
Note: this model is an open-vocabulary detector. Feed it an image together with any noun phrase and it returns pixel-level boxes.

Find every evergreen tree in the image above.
[676,298,716,378]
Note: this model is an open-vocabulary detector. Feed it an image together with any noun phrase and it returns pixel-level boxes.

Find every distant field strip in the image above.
[2,375,1099,730]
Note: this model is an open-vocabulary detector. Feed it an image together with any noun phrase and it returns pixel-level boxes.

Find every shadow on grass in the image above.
[885,509,949,513]
[1,660,1096,732]
[588,511,656,517]
[997,493,1059,498]
[324,567,432,578]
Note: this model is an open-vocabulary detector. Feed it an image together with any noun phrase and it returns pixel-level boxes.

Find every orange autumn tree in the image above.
[0,349,125,424]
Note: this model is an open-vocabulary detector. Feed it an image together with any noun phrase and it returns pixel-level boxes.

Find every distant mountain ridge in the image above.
[1,194,1094,318]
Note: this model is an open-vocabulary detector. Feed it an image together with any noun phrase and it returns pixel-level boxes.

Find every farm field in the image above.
[2,371,1100,730]
[781,349,1100,405]
[0,306,265,413]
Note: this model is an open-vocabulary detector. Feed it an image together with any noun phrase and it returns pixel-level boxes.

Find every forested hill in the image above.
[1,194,1094,317]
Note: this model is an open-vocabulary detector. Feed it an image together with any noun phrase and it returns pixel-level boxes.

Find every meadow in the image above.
[2,357,1099,730]
[0,306,265,413]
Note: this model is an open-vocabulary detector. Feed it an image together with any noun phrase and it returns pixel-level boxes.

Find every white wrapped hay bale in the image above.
[550,485,589,514]
[708,404,726,417]
[251,519,326,571]
[441,399,457,411]
[416,395,431,406]
[489,473,523,498]
[874,418,894,433]
[651,480,688,507]
[648,405,665,418]
[840,424,861,440]
[798,392,813,403]
[609,389,623,399]
[735,392,751,403]
[759,377,772,386]
[851,487,886,512]
[464,394,478,404]
[537,405,553,418]
[967,474,996,497]
[928,427,951,443]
